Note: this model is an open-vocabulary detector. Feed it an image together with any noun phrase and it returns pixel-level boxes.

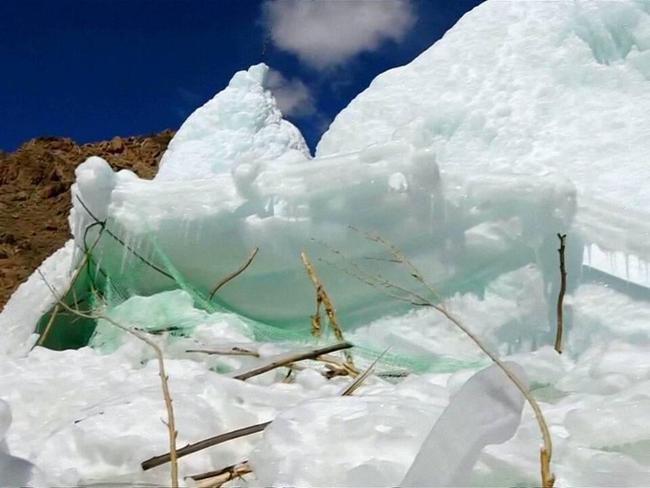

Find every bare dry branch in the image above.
[232,342,353,381]
[209,247,259,300]
[554,233,567,355]
[142,422,270,471]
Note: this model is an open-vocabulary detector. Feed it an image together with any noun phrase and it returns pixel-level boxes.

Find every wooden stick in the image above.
[209,247,259,300]
[232,342,353,381]
[188,460,251,482]
[554,233,567,355]
[141,421,270,471]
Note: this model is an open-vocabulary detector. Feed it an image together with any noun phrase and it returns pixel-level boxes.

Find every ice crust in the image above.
[1,0,650,486]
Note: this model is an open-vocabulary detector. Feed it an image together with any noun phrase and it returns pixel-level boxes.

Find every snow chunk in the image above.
[0,241,76,356]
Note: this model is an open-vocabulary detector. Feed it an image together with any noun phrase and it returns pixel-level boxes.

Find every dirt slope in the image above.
[0,131,174,307]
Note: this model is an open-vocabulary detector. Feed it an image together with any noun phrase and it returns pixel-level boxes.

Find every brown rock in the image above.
[0,130,174,307]
[109,136,125,153]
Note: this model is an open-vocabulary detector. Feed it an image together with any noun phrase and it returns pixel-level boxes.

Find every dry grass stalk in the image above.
[333,232,555,488]
[340,349,387,396]
[301,252,354,367]
[554,233,567,355]
[209,247,259,300]
[38,271,180,488]
[189,461,252,488]
[232,341,353,381]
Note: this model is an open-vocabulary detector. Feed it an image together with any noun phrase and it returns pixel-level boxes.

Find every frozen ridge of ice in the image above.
[156,63,310,181]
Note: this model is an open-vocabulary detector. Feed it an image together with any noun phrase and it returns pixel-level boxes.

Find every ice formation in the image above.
[156,63,310,181]
[1,0,650,486]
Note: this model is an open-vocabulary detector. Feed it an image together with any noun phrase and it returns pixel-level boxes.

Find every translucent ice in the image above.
[401,362,527,487]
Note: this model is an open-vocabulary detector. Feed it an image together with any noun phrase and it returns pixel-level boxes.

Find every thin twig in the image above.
[301,252,354,367]
[38,271,180,488]
[554,233,567,355]
[232,342,353,381]
[142,421,270,471]
[185,347,259,357]
[209,247,259,300]
[75,195,175,280]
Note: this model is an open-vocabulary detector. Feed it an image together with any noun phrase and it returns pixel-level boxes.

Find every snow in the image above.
[0,240,76,357]
[2,0,650,486]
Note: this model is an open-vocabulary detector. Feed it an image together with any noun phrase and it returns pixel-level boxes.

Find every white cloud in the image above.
[262,0,415,70]
[266,69,316,117]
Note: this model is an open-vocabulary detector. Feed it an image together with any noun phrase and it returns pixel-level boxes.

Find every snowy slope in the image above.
[318,0,650,275]
[2,1,650,486]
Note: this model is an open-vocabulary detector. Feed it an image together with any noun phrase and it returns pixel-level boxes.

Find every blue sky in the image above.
[0,0,484,152]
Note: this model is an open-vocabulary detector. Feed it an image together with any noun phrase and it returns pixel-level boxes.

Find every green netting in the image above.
[36,224,489,374]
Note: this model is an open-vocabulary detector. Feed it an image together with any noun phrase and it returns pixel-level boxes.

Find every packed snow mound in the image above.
[318,0,650,269]
[156,63,310,181]
[0,400,44,487]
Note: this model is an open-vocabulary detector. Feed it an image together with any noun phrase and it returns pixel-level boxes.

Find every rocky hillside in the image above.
[0,131,174,307]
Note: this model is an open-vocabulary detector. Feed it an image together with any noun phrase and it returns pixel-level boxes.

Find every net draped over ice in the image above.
[2,0,650,485]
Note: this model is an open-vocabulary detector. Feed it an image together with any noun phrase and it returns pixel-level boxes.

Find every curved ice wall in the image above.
[67,0,650,331]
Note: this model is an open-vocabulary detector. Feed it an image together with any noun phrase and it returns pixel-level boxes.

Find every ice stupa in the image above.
[1,1,650,485]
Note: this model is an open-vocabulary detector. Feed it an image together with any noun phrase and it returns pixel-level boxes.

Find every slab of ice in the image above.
[69,143,576,328]
[401,362,526,487]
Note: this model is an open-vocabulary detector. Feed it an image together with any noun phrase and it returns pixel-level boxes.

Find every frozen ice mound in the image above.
[318,0,650,286]
[156,64,310,181]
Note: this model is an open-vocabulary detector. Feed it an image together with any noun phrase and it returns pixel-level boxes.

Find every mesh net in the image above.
[36,224,487,374]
